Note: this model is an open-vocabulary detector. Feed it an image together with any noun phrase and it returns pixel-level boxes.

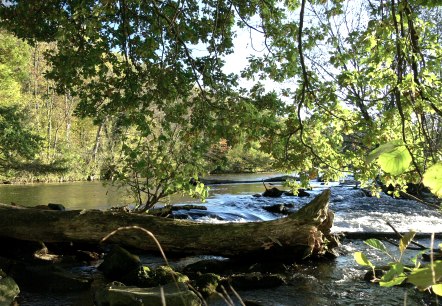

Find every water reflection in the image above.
[0,181,132,210]
[0,174,287,210]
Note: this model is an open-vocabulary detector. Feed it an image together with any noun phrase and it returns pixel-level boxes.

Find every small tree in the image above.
[113,98,210,212]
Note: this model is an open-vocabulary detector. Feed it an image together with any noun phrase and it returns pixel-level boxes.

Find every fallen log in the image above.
[0,190,336,260]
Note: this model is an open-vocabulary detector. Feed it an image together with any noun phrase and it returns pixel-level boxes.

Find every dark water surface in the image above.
[1,174,441,305]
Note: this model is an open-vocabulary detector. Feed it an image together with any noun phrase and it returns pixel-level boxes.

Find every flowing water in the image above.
[1,174,441,305]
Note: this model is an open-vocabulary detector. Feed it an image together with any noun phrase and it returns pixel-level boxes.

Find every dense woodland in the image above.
[0,30,275,181]
[0,0,441,210]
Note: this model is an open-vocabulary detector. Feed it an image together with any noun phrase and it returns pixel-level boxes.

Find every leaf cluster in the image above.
[355,232,442,296]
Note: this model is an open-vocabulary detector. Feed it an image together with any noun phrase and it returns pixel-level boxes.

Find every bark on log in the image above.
[0,190,335,260]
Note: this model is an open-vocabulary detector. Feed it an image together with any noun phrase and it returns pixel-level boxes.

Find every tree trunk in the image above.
[0,190,336,260]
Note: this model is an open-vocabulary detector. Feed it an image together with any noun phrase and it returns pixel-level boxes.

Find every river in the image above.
[0,173,441,305]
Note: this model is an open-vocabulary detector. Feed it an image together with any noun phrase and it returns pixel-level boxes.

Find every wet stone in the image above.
[191,273,222,297]
[11,264,91,292]
[263,204,292,214]
[94,281,201,306]
[229,272,286,290]
[47,203,66,211]
[183,259,239,276]
[98,245,141,281]
[262,187,284,198]
[0,269,20,305]
[364,269,386,282]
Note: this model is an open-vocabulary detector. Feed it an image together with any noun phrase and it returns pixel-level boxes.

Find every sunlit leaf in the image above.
[423,163,442,198]
[354,252,374,267]
[379,263,405,287]
[380,275,407,287]
[432,284,442,296]
[407,261,442,289]
[364,239,390,256]
[399,231,416,254]
[377,146,412,176]
[366,140,403,164]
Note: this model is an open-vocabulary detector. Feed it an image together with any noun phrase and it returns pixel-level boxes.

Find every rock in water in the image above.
[98,245,141,280]
[262,187,284,197]
[94,282,201,306]
[0,269,20,305]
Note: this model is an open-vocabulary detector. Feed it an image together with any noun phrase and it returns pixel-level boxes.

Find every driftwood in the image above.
[0,190,336,260]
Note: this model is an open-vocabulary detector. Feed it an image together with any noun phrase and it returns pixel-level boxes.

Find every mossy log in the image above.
[0,190,335,260]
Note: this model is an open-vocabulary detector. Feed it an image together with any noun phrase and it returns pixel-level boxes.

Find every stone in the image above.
[94,281,201,306]
[364,269,386,282]
[183,259,239,276]
[192,273,222,297]
[75,250,100,263]
[98,245,141,281]
[152,266,189,285]
[262,187,284,198]
[0,269,20,306]
[48,203,66,211]
[263,204,291,214]
[171,205,208,211]
[120,264,189,289]
[333,195,344,202]
[297,189,310,197]
[13,264,92,292]
[229,272,286,290]
[147,206,173,217]
[284,189,310,197]
[120,266,154,288]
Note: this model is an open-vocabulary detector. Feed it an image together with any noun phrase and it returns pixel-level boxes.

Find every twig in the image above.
[398,191,440,210]
[262,180,269,191]
[228,284,246,306]
[385,220,427,250]
[220,285,235,305]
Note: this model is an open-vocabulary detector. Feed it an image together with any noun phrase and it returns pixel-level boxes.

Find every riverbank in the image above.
[1,181,441,305]
[2,230,441,305]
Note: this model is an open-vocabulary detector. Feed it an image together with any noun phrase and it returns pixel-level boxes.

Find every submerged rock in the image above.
[48,203,66,211]
[171,205,208,211]
[364,269,386,282]
[263,204,293,214]
[120,266,153,288]
[98,245,141,281]
[152,265,189,285]
[94,281,201,306]
[192,273,222,297]
[120,264,190,288]
[183,259,239,276]
[9,264,91,292]
[0,269,20,305]
[262,187,284,198]
[284,189,310,197]
[229,272,286,290]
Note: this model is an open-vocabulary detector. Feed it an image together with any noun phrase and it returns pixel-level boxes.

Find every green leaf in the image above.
[423,163,442,197]
[399,231,416,254]
[379,263,406,287]
[366,140,413,176]
[407,261,442,290]
[432,284,442,296]
[377,146,412,176]
[366,140,403,164]
[380,275,407,287]
[354,252,374,267]
[364,239,390,256]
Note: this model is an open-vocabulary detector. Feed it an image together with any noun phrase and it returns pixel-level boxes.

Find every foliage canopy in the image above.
[0,0,441,206]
